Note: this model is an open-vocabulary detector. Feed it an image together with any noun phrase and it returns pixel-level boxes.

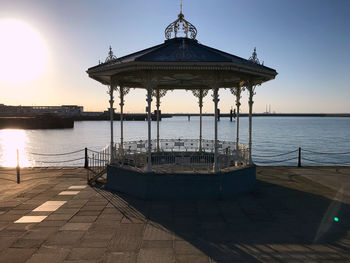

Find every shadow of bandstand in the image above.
[93,171,350,262]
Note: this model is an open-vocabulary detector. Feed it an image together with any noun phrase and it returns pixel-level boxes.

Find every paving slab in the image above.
[175,254,210,263]
[0,248,37,263]
[45,231,85,247]
[10,238,44,248]
[109,235,143,252]
[69,216,97,223]
[66,247,106,260]
[15,216,47,223]
[59,191,80,196]
[105,252,137,263]
[33,201,67,212]
[137,248,174,263]
[68,186,87,190]
[60,223,92,231]
[26,252,69,263]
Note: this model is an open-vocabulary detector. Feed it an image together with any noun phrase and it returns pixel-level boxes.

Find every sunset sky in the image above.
[0,0,349,113]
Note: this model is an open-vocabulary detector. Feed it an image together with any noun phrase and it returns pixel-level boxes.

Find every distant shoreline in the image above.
[73,113,350,121]
[171,113,350,118]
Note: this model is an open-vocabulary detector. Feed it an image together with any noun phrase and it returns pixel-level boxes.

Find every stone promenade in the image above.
[0,166,349,262]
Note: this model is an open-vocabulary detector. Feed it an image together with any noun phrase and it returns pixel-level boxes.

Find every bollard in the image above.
[298,147,301,167]
[84,147,88,169]
[16,149,20,184]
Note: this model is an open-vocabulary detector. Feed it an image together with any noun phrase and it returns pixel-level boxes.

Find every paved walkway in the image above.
[0,166,349,262]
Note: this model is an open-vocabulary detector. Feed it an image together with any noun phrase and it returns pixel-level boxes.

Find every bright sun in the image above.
[0,19,47,85]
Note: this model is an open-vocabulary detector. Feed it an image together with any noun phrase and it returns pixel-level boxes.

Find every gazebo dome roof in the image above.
[87,11,277,88]
[88,38,276,73]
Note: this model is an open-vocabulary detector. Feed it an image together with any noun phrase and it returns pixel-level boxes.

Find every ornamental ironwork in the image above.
[105,46,117,63]
[248,47,260,64]
[165,11,197,40]
[153,88,168,107]
[191,89,209,107]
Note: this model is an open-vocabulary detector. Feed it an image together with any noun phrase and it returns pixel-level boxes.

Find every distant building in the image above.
[0,104,83,117]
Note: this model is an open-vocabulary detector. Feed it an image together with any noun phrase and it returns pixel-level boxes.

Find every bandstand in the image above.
[86,9,277,199]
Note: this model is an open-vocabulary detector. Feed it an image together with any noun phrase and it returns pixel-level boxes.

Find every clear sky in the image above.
[0,0,349,113]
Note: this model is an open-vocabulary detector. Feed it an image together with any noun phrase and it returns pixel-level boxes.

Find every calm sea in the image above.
[0,116,349,167]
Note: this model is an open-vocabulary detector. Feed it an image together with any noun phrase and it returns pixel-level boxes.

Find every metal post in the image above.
[236,87,241,150]
[16,149,20,184]
[213,87,219,173]
[109,84,115,163]
[156,89,160,152]
[120,87,124,157]
[199,90,203,152]
[146,87,153,172]
[248,85,254,165]
[298,147,301,167]
[84,147,88,168]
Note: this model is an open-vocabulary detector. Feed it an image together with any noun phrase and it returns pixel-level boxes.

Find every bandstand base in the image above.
[105,165,256,199]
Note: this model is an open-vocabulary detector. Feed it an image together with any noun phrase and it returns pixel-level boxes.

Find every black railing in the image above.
[1,145,350,184]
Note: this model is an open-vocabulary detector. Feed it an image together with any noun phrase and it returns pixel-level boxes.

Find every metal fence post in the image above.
[16,149,20,184]
[298,147,301,167]
[84,148,88,169]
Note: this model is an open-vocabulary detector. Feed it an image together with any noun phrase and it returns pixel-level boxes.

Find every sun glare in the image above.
[0,130,30,167]
[0,19,47,85]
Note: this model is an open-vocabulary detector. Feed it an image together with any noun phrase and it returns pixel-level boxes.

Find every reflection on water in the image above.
[0,129,31,167]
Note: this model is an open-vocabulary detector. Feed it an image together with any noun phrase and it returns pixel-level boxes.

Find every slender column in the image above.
[235,86,242,150]
[119,86,124,156]
[108,84,115,163]
[247,85,255,165]
[199,91,203,152]
[192,89,208,152]
[146,87,153,172]
[212,87,219,173]
[156,89,160,152]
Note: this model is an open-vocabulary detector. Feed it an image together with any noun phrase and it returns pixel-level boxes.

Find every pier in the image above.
[0,166,349,262]
[0,116,74,129]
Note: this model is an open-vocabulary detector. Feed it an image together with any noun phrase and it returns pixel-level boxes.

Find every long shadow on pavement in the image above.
[93,176,350,262]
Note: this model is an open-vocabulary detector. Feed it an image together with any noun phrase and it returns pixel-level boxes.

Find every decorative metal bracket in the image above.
[119,86,130,106]
[153,89,168,108]
[230,85,245,107]
[191,89,209,107]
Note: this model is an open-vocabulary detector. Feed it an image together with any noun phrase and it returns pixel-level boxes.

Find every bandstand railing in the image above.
[113,139,250,173]
[87,145,111,182]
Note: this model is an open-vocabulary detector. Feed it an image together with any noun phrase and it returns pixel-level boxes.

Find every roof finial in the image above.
[165,1,197,40]
[105,45,117,63]
[249,47,260,64]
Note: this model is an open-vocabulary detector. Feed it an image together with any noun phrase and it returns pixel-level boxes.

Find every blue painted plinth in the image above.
[105,165,256,199]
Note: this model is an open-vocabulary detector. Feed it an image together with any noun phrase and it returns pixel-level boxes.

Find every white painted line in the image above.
[68,185,87,190]
[59,191,80,195]
[33,201,67,212]
[15,216,47,223]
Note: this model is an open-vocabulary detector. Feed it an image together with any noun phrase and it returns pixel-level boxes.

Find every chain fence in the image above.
[1,143,349,184]
[253,147,350,166]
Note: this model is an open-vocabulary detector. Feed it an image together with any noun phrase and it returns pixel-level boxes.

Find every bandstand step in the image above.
[88,167,107,185]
